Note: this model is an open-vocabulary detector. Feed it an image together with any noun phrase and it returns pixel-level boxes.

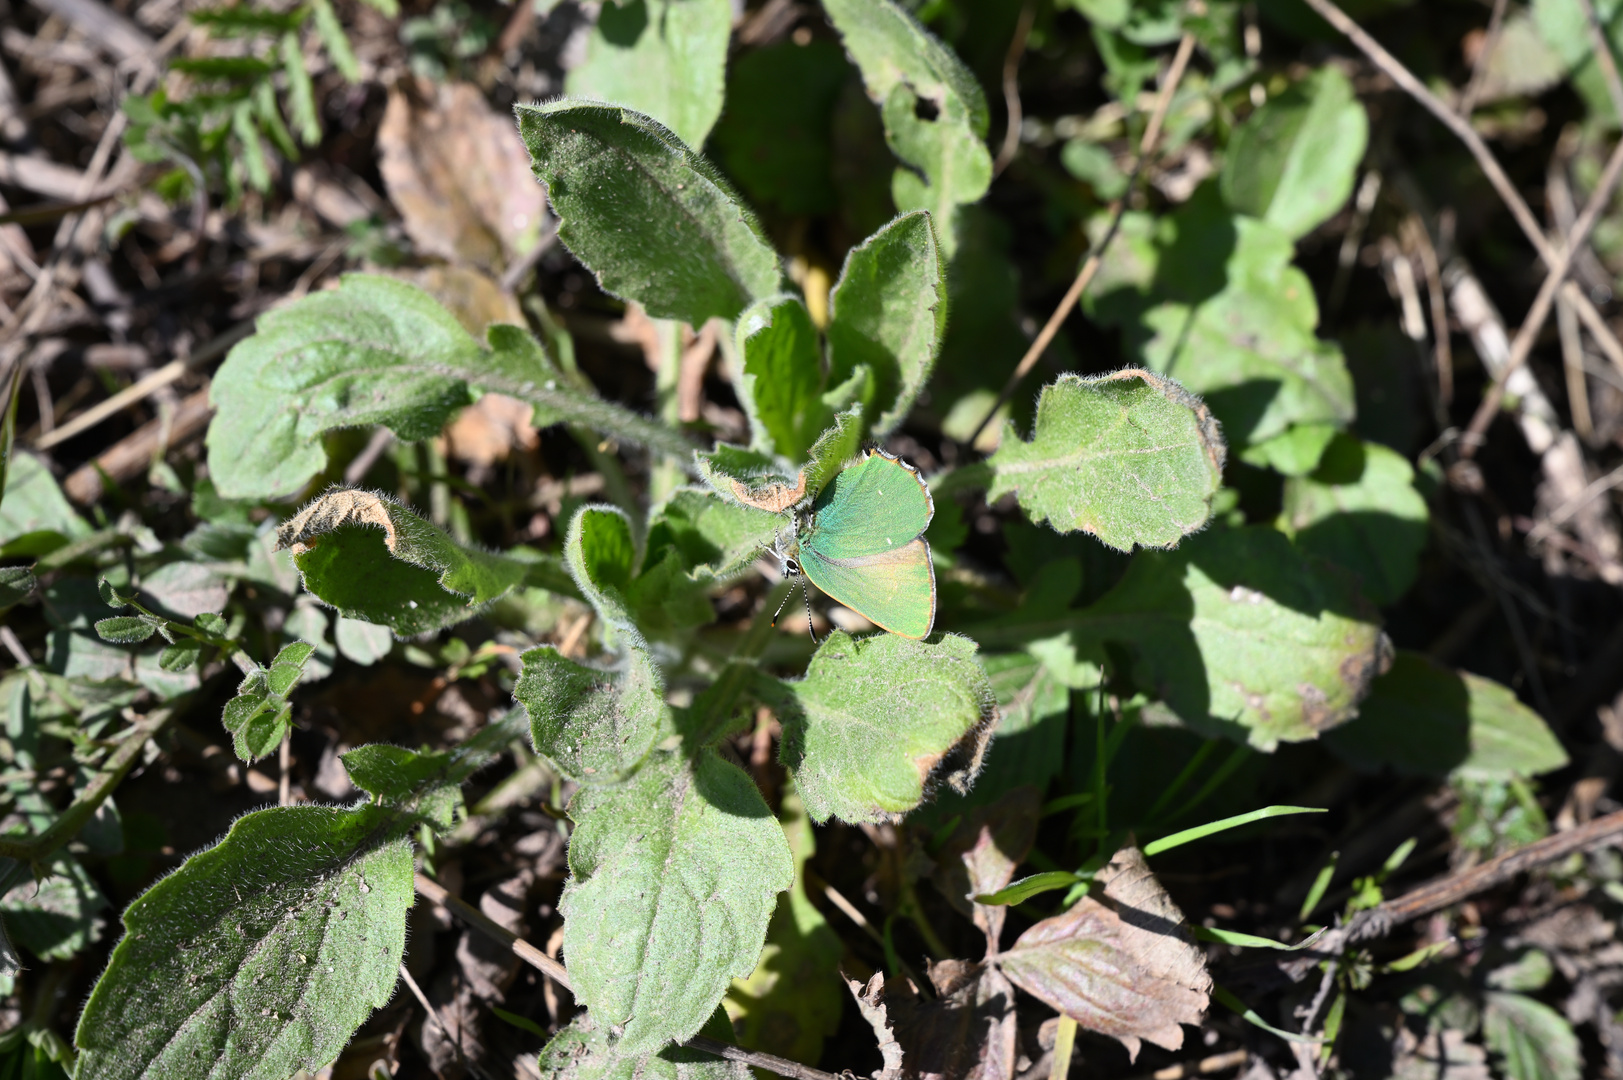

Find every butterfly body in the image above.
[779,449,936,639]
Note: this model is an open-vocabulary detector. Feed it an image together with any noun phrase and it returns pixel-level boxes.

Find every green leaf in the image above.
[1,854,107,961]
[335,616,392,665]
[74,804,413,1080]
[565,0,731,149]
[1239,421,1338,477]
[538,1006,749,1080]
[1219,66,1368,240]
[1279,435,1429,606]
[516,100,783,327]
[765,631,998,823]
[278,487,529,635]
[309,0,359,81]
[1483,992,1582,1080]
[342,717,518,831]
[645,489,784,584]
[723,788,844,1065]
[1086,187,1356,448]
[516,644,671,783]
[801,406,867,503]
[561,749,794,1054]
[158,638,203,672]
[222,690,291,762]
[94,616,158,645]
[0,565,35,609]
[980,526,1389,751]
[826,211,946,435]
[1142,805,1325,856]
[171,56,275,79]
[1190,925,1325,951]
[564,504,641,640]
[986,370,1227,551]
[737,295,830,462]
[1325,651,1569,780]
[0,453,90,550]
[207,274,688,499]
[974,870,1088,907]
[822,0,991,257]
[695,444,806,512]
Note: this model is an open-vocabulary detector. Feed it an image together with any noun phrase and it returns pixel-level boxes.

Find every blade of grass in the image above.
[1213,984,1325,1046]
[1299,852,1339,923]
[1166,742,1252,824]
[1143,805,1326,857]
[1192,925,1328,951]
[1144,737,1218,823]
[974,870,1089,907]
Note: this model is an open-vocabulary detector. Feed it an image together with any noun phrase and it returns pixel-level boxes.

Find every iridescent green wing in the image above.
[799,451,936,638]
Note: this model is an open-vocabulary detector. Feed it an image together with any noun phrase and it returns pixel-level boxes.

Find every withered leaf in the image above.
[847,974,906,1080]
[849,962,1017,1080]
[932,786,1041,954]
[996,847,1210,1061]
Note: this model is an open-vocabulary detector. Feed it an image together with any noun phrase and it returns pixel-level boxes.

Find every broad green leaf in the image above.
[979,526,1389,751]
[516,100,783,327]
[207,274,688,499]
[764,631,998,823]
[0,453,90,551]
[0,854,106,961]
[566,0,731,149]
[94,616,159,645]
[724,789,844,1065]
[996,847,1210,1058]
[335,616,392,665]
[1487,951,1555,993]
[140,560,230,620]
[538,1006,748,1080]
[1238,421,1337,477]
[737,295,830,462]
[645,489,784,583]
[710,39,850,216]
[1483,992,1582,1080]
[1219,66,1368,240]
[1325,651,1569,780]
[1280,435,1429,606]
[562,504,717,640]
[74,804,413,1080]
[278,487,529,635]
[515,644,671,783]
[986,370,1226,551]
[826,211,946,435]
[561,749,794,1054]
[932,208,1031,449]
[822,0,991,257]
[1086,187,1356,448]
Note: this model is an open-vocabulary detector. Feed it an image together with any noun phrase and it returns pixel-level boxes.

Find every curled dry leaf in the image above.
[444,393,539,468]
[729,471,807,513]
[377,80,546,271]
[848,962,1017,1080]
[996,847,1211,1061]
[932,786,1041,954]
[277,488,401,557]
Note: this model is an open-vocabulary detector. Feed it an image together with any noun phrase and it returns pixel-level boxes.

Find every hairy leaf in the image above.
[516,100,783,327]
[516,644,670,783]
[0,453,90,552]
[1220,66,1368,240]
[737,295,830,462]
[278,487,529,635]
[1280,435,1428,606]
[986,370,1226,551]
[538,1006,748,1080]
[695,444,808,513]
[1483,992,1581,1080]
[566,0,731,149]
[998,847,1210,1060]
[765,631,998,823]
[645,489,784,583]
[1326,651,1569,780]
[1086,187,1355,447]
[208,274,688,498]
[0,565,36,608]
[1,854,107,961]
[222,640,318,761]
[74,804,412,1080]
[826,211,946,434]
[561,749,794,1054]
[822,0,990,256]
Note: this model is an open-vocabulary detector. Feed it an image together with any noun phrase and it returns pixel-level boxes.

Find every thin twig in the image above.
[1459,132,1623,455]
[1457,0,1508,117]
[1402,215,1454,405]
[992,2,1036,178]
[1526,460,1623,545]
[412,873,845,1080]
[967,28,1198,448]
[1300,0,1623,375]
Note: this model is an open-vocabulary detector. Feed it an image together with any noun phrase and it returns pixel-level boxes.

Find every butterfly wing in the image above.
[800,538,936,639]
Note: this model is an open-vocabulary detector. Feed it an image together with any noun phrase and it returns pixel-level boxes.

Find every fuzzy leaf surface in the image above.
[737,295,830,462]
[766,631,998,823]
[0,853,107,962]
[1086,189,1355,448]
[1280,435,1428,606]
[998,847,1210,1060]
[1219,66,1368,240]
[516,644,670,783]
[207,274,687,499]
[560,750,794,1054]
[537,1006,748,1080]
[566,0,731,149]
[74,804,413,1080]
[987,370,1226,551]
[516,100,782,327]
[645,489,784,583]
[0,453,90,550]
[826,211,946,434]
[1326,651,1568,780]
[278,487,529,635]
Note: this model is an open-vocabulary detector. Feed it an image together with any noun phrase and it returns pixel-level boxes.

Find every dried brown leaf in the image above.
[996,847,1210,1061]
[849,962,1017,1080]
[377,81,545,271]
[848,973,906,1080]
[932,786,1041,953]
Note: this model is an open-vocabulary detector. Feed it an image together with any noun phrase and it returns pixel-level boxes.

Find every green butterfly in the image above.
[774,449,936,639]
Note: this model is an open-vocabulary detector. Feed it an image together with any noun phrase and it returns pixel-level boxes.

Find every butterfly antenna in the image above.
[771,577,798,629]
[803,584,817,645]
